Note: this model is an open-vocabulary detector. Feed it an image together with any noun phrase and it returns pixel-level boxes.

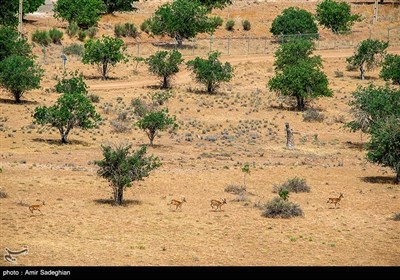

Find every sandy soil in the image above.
[1,1,399,266]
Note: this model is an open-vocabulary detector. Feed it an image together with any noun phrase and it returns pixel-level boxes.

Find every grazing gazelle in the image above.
[210,198,227,211]
[29,201,45,214]
[168,197,187,210]
[327,193,344,208]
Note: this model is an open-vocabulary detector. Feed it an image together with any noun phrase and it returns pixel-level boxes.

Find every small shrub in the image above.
[151,90,173,106]
[124,23,139,38]
[140,19,152,34]
[110,119,131,133]
[88,94,100,103]
[346,63,358,71]
[393,213,400,221]
[131,98,153,117]
[0,188,8,198]
[242,20,251,31]
[49,28,64,44]
[31,30,51,47]
[78,30,87,42]
[114,24,125,37]
[273,177,311,193]
[334,69,344,78]
[64,43,84,56]
[232,192,250,203]
[262,197,304,218]
[67,22,79,38]
[279,189,289,201]
[224,184,246,195]
[226,19,235,31]
[303,108,325,122]
[87,27,97,39]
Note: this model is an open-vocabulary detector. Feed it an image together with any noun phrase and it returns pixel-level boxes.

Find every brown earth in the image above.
[1,1,400,266]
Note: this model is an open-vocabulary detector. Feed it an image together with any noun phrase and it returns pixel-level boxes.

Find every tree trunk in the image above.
[285,122,294,149]
[360,65,365,80]
[102,63,108,80]
[149,130,155,147]
[296,96,305,111]
[162,76,168,88]
[14,91,21,103]
[114,186,124,206]
[207,82,213,93]
[61,133,68,144]
[176,34,183,48]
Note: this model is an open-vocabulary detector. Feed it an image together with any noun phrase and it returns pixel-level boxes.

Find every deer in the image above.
[327,193,344,208]
[29,201,45,214]
[210,198,227,211]
[168,197,186,210]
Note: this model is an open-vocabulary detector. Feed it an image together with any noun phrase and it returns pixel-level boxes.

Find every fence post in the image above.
[192,37,195,56]
[247,36,250,55]
[210,34,213,52]
[387,28,390,42]
[264,36,267,54]
[137,42,140,56]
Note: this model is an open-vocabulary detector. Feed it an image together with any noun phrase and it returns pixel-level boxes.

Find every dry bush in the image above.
[273,177,311,193]
[262,197,303,219]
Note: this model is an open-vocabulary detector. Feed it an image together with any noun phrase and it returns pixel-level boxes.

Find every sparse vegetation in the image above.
[224,184,246,195]
[114,22,139,38]
[0,188,8,198]
[49,28,64,44]
[225,19,235,31]
[242,20,251,31]
[31,30,51,47]
[273,177,311,193]
[393,213,400,221]
[303,108,325,122]
[64,43,84,56]
[262,197,304,218]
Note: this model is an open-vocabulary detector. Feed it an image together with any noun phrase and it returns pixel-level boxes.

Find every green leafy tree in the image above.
[102,0,138,14]
[82,36,126,80]
[55,71,88,95]
[198,0,232,10]
[268,39,332,110]
[94,144,161,205]
[367,117,400,184]
[346,85,400,135]
[33,92,101,143]
[270,7,318,40]
[54,0,106,29]
[186,51,234,93]
[0,26,32,61]
[146,50,184,88]
[380,54,400,85]
[137,109,178,146]
[315,0,361,33]
[0,0,45,26]
[346,39,388,80]
[147,0,222,47]
[0,55,43,103]
[23,0,46,15]
[241,163,251,188]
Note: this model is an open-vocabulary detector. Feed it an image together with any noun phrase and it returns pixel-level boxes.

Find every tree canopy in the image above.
[102,0,138,14]
[82,36,126,80]
[186,51,234,93]
[315,0,361,33]
[268,39,332,110]
[147,0,222,47]
[0,26,32,61]
[54,0,106,29]
[380,54,400,85]
[270,7,319,40]
[146,50,184,88]
[346,39,388,80]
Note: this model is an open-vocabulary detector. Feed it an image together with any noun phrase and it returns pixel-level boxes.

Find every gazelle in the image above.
[29,201,45,214]
[210,198,227,211]
[327,193,344,208]
[168,197,186,210]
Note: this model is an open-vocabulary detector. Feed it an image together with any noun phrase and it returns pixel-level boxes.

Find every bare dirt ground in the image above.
[1,1,399,266]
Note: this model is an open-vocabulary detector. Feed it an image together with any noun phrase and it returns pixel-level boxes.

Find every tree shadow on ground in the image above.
[361,176,398,185]
[94,198,142,206]
[0,98,38,105]
[32,138,90,146]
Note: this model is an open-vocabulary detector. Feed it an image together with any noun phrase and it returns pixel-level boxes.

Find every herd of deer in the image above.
[27,194,344,214]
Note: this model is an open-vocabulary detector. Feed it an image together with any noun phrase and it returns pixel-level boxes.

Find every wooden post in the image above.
[18,0,23,38]
[285,122,294,149]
